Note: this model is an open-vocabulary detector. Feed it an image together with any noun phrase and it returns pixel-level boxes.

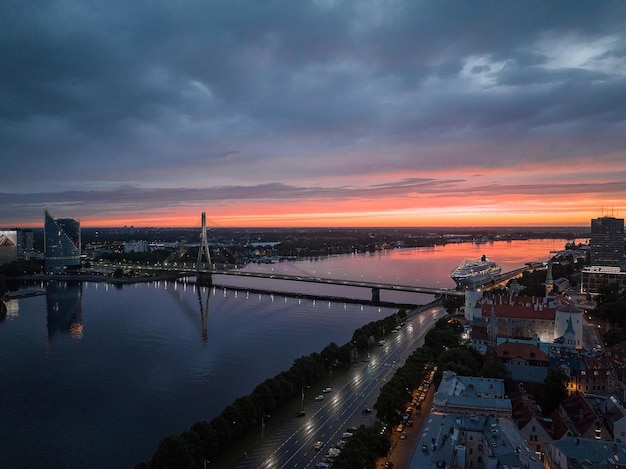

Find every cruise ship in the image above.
[450,255,502,288]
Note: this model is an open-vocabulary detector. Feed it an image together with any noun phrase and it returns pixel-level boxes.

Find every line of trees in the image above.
[326,425,391,469]
[594,283,626,346]
[137,309,410,468]
[333,315,464,468]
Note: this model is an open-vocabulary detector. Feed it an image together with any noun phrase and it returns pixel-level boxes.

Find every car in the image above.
[315,394,324,401]
[322,387,332,393]
[400,432,407,440]
[362,408,372,414]
[315,463,330,468]
[294,410,306,417]
[396,424,404,432]
[384,462,394,469]
[314,441,324,450]
[346,426,357,432]
[328,448,340,457]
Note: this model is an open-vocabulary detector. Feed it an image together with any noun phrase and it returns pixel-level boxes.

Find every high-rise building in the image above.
[589,216,624,267]
[0,230,18,264]
[17,229,34,259]
[44,208,81,273]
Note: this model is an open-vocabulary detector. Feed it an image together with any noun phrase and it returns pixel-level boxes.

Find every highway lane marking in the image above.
[254,306,446,468]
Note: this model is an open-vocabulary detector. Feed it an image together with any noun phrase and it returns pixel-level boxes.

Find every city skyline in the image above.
[2,1,626,229]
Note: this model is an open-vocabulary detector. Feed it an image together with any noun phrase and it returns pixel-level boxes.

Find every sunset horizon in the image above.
[2,1,625,230]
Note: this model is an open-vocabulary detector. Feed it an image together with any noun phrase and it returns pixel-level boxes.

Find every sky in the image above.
[2,0,626,229]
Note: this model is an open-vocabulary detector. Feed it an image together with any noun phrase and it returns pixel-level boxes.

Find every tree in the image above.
[437,346,484,376]
[150,434,192,469]
[321,342,341,368]
[442,295,463,314]
[540,368,569,416]
[331,426,390,469]
[604,326,626,347]
[479,358,510,381]
[597,298,626,328]
[597,283,621,306]
[424,328,462,358]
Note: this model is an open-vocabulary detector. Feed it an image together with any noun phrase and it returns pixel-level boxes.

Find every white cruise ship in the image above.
[450,255,502,288]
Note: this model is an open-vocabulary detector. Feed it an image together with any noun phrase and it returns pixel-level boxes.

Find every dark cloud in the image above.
[1,0,625,224]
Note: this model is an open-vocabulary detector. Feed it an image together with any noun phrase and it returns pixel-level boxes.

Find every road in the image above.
[376,373,437,469]
[237,305,447,469]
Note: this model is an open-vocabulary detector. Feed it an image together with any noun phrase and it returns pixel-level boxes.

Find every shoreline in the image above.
[13,272,182,285]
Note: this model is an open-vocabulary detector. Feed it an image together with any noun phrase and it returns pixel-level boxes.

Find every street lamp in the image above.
[262,414,270,439]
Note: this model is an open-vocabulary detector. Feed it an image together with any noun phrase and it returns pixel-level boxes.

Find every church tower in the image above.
[563,316,576,350]
[545,259,554,296]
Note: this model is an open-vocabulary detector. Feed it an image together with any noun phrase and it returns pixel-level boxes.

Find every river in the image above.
[0,238,569,468]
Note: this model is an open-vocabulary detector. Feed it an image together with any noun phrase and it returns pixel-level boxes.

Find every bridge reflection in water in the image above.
[113,260,527,307]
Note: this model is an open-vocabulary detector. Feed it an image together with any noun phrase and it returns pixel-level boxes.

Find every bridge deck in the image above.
[97,261,530,302]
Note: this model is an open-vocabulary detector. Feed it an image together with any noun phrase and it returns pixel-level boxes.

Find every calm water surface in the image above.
[0,238,568,468]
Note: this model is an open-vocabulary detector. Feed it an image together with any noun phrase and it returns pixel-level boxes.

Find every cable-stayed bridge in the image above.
[99,212,530,305]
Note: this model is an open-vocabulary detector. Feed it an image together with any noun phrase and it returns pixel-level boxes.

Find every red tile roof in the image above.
[481,303,556,320]
[560,391,600,436]
[496,342,548,362]
[547,409,570,440]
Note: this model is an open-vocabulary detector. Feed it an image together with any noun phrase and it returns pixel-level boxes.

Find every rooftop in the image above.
[496,341,549,362]
[550,436,626,466]
[407,413,545,469]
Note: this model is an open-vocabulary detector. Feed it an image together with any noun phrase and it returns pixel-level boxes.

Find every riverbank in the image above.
[14,272,182,285]
[207,300,443,469]
[1,288,46,300]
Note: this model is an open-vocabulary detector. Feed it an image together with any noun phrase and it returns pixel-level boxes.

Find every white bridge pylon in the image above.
[197,212,212,272]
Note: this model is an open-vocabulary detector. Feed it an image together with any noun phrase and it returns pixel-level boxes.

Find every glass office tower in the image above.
[589,216,625,267]
[44,208,81,273]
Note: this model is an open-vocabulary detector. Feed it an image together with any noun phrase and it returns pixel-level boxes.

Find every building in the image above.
[17,229,34,259]
[432,371,512,418]
[465,292,584,349]
[581,265,626,294]
[123,241,151,253]
[44,208,81,273]
[0,230,18,264]
[471,323,490,354]
[545,435,626,469]
[558,391,609,440]
[496,341,549,367]
[590,216,625,267]
[408,412,545,469]
[554,277,570,293]
[510,384,571,459]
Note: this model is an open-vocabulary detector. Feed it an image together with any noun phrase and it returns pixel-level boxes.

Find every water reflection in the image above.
[46,281,83,342]
[158,280,214,345]
[197,285,210,344]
